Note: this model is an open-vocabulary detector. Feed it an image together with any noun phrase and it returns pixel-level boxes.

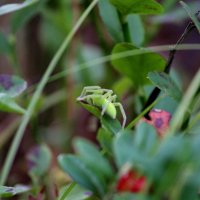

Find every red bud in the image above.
[116,170,146,193]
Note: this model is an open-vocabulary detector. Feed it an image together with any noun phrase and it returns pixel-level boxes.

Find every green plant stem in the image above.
[0,117,21,150]
[169,68,200,135]
[180,1,200,33]
[126,98,159,129]
[59,182,76,200]
[0,0,99,185]
[25,43,200,93]
[0,89,67,150]
[187,112,200,131]
[47,44,200,84]
[143,20,196,118]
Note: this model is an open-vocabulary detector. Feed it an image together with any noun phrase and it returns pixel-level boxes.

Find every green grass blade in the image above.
[169,68,200,135]
[0,0,99,185]
[180,1,200,34]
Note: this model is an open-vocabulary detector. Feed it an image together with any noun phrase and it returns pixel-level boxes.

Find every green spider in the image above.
[77,86,126,128]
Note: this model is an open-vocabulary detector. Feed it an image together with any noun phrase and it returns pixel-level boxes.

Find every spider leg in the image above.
[113,102,126,129]
[101,92,116,116]
[78,94,103,105]
[77,86,101,101]
[101,89,114,95]
[86,96,93,105]
[80,86,101,96]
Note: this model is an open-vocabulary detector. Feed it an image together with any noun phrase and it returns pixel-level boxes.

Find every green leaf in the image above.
[77,45,105,85]
[58,183,92,200]
[74,138,113,178]
[114,193,148,200]
[101,115,122,135]
[151,136,187,179]
[154,95,178,114]
[112,77,133,98]
[78,102,101,118]
[109,0,164,15]
[58,155,107,196]
[162,0,177,11]
[180,173,200,200]
[180,1,200,34]
[113,193,136,200]
[113,130,138,168]
[97,128,113,154]
[26,144,52,178]
[151,137,196,195]
[113,130,133,168]
[148,72,182,101]
[0,0,39,16]
[40,5,73,53]
[0,74,27,97]
[0,185,30,197]
[78,102,122,134]
[98,0,124,42]
[0,32,10,54]
[11,0,46,33]
[134,122,158,154]
[126,14,145,46]
[111,43,166,87]
[113,128,155,169]
[0,95,25,114]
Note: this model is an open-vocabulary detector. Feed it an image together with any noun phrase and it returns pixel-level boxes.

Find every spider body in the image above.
[77,86,126,128]
[90,95,117,119]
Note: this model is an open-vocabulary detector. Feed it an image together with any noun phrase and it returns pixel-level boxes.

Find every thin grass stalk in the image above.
[0,0,99,185]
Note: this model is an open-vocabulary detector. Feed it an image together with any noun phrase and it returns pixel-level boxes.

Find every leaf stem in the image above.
[143,13,197,118]
[0,0,99,185]
[126,98,159,129]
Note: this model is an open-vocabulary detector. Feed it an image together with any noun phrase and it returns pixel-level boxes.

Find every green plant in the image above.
[0,0,200,199]
[77,86,126,128]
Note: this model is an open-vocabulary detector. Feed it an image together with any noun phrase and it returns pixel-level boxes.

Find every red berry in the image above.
[116,170,146,193]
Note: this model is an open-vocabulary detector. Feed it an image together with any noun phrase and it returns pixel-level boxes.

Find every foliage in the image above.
[0,74,26,113]
[0,185,30,198]
[111,43,166,87]
[0,0,200,200]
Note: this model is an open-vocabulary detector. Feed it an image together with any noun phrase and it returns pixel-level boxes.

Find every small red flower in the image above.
[116,170,146,193]
[143,109,171,137]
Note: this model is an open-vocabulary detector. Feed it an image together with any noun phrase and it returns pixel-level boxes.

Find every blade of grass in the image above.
[24,43,200,93]
[0,0,99,185]
[58,182,76,200]
[169,68,200,135]
[180,1,200,34]
[0,89,67,150]
[0,117,21,150]
[47,44,200,85]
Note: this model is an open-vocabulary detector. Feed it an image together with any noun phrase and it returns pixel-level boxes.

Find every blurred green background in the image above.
[0,0,199,189]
